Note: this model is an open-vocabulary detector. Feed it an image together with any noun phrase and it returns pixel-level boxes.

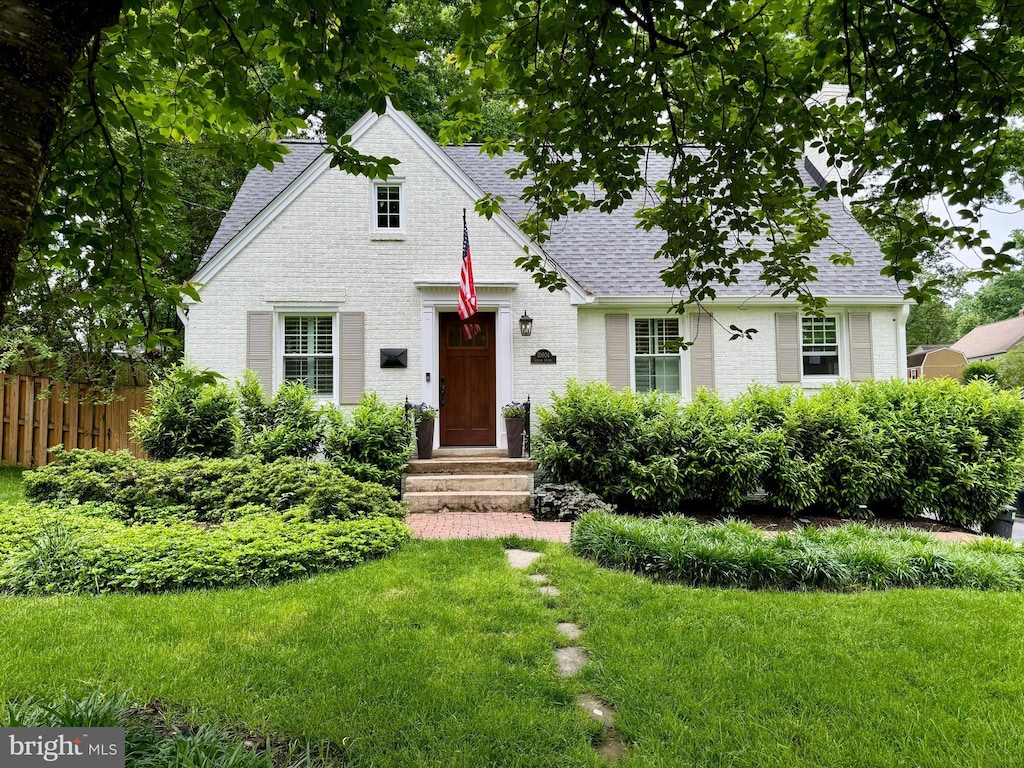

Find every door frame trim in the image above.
[419,289,513,449]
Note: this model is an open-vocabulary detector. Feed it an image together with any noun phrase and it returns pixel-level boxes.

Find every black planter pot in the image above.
[505,417,525,458]
[416,420,435,459]
[982,506,1015,539]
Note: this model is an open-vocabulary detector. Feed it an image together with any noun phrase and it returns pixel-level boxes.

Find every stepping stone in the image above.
[529,574,548,583]
[555,646,588,677]
[576,693,614,726]
[596,730,627,762]
[538,585,560,596]
[557,622,582,640]
[506,549,542,569]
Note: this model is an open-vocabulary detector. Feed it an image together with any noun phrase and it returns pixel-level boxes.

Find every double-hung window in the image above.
[634,318,681,393]
[283,316,334,397]
[801,316,839,376]
[373,182,403,232]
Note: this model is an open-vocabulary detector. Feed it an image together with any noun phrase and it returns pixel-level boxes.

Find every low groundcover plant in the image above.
[571,511,1024,591]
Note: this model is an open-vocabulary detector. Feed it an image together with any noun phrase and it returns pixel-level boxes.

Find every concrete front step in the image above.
[432,447,509,458]
[406,457,538,475]
[405,473,532,493]
[404,490,532,514]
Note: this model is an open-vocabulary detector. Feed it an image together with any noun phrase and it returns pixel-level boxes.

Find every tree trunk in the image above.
[0,0,123,323]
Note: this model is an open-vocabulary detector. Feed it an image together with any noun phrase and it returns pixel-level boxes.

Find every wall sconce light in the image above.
[519,311,534,337]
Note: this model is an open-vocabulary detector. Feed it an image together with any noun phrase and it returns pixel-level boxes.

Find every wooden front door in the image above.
[439,311,496,446]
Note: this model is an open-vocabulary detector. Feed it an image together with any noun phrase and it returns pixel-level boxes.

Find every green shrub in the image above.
[732,386,819,512]
[130,363,238,459]
[996,349,1024,389]
[24,449,405,524]
[531,483,616,521]
[534,381,690,512]
[672,390,771,514]
[793,384,891,517]
[540,378,1024,526]
[854,378,1024,525]
[570,512,1024,591]
[323,393,412,489]
[962,360,999,383]
[236,371,325,460]
[535,382,786,515]
[0,502,411,594]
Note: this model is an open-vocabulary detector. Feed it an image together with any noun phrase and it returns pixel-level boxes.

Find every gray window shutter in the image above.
[339,312,364,404]
[606,314,630,390]
[246,311,273,395]
[776,312,801,383]
[689,309,715,392]
[849,312,874,381]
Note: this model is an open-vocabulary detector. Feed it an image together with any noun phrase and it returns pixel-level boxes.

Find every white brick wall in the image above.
[186,113,578,414]
[574,303,906,400]
[186,109,907,420]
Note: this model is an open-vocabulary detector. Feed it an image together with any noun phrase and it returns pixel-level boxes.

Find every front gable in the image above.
[192,105,587,304]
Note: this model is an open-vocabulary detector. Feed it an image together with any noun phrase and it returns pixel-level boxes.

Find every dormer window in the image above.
[372,181,404,236]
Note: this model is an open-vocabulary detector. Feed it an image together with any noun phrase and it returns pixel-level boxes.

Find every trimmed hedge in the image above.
[24,449,405,524]
[571,511,1024,591]
[534,382,769,514]
[0,502,411,594]
[536,379,1024,525]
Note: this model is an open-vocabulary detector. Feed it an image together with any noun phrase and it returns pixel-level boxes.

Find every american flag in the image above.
[459,211,481,340]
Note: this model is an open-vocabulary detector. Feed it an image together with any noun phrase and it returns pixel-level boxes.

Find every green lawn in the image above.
[0,466,24,504]
[1,538,1023,767]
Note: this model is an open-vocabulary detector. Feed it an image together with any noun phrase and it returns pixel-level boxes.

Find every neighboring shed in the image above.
[952,310,1024,362]
[906,345,967,381]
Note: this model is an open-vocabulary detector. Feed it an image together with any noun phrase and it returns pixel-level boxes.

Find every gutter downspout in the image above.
[896,303,910,380]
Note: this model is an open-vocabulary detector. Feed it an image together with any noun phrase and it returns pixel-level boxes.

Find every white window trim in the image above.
[370,178,406,239]
[800,312,850,383]
[274,310,339,403]
[629,314,689,397]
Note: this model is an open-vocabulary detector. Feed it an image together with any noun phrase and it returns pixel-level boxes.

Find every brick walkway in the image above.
[407,512,572,543]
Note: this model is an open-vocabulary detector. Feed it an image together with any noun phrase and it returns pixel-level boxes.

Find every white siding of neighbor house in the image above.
[186,113,579,421]
[577,304,906,400]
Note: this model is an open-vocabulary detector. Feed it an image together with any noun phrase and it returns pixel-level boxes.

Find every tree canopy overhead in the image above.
[2,0,513,384]
[447,0,1024,312]
[1,0,1023,371]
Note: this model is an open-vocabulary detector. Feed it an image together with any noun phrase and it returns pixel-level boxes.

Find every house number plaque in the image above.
[530,349,556,364]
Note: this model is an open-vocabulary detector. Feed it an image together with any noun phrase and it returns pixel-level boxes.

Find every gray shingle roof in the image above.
[442,146,902,299]
[201,138,902,300]
[200,140,326,267]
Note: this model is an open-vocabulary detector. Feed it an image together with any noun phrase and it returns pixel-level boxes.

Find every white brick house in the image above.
[184,104,909,450]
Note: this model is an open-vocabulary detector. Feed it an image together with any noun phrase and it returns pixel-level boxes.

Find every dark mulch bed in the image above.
[685,507,978,535]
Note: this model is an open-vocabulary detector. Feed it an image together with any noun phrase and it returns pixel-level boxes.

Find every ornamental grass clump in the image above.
[571,512,1024,591]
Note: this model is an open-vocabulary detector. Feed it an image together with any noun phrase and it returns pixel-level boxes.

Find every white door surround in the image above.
[416,282,516,448]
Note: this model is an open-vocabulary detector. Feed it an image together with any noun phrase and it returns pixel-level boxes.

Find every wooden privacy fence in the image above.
[0,374,149,468]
